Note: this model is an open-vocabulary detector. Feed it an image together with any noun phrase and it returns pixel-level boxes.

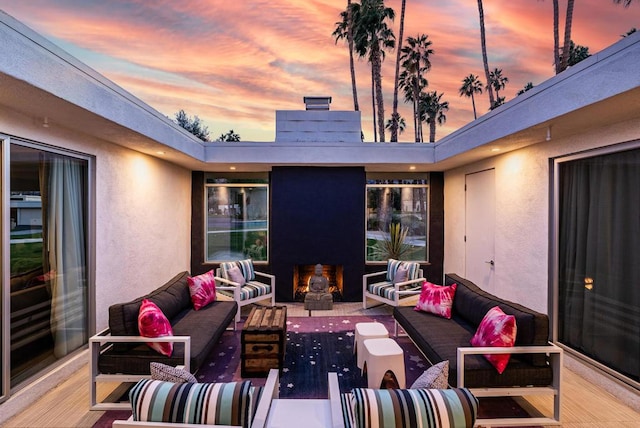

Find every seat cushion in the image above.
[219,280,271,301]
[367,281,421,301]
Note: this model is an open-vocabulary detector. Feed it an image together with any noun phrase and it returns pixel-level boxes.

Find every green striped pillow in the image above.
[221,259,255,282]
[386,259,420,283]
[350,387,478,428]
[129,379,255,427]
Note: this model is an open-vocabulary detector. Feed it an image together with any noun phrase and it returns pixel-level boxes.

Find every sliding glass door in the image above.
[1,139,91,400]
[554,143,640,388]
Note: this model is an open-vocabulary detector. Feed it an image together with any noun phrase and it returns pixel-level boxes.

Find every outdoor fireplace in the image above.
[293,264,343,302]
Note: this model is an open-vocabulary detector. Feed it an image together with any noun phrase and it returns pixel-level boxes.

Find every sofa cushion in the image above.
[414,281,457,319]
[138,299,173,357]
[99,300,238,375]
[393,306,553,388]
[470,306,517,374]
[129,379,255,428]
[349,387,478,428]
[445,273,549,367]
[108,271,192,339]
[187,269,217,310]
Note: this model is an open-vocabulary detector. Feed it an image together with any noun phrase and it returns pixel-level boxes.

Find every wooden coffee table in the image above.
[241,306,287,377]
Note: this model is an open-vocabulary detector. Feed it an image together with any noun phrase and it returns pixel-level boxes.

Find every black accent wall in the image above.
[190,169,445,302]
[270,167,365,302]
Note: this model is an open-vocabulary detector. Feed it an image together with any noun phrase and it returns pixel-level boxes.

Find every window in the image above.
[6,142,91,389]
[205,175,268,262]
[366,176,429,262]
[554,145,640,388]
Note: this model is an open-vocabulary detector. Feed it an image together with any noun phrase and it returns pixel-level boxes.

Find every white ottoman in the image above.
[354,322,389,371]
[362,337,406,389]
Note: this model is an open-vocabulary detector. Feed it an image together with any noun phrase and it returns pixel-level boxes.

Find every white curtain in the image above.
[46,156,87,358]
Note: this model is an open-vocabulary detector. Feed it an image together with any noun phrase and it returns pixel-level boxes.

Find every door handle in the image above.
[485,260,495,266]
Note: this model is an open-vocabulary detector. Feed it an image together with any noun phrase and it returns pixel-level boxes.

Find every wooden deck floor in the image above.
[3,302,640,427]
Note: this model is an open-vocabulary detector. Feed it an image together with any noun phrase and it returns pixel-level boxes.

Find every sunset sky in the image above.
[1,1,638,142]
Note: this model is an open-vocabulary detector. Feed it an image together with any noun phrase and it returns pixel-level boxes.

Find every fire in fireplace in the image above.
[293,264,343,302]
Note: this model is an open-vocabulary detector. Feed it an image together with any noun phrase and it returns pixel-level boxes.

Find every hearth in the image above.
[293,264,343,302]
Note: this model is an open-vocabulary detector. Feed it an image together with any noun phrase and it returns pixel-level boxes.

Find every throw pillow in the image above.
[187,270,216,310]
[150,362,197,383]
[392,265,408,285]
[470,306,517,374]
[138,299,174,357]
[227,265,246,286]
[410,360,449,389]
[129,379,255,427]
[414,281,457,319]
[350,387,478,428]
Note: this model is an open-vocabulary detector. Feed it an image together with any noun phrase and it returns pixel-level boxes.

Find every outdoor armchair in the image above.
[362,258,424,309]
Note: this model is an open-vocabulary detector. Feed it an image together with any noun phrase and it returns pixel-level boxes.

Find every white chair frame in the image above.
[362,268,424,309]
[215,268,275,325]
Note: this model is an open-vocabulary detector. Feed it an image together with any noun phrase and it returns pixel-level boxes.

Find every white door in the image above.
[465,169,495,293]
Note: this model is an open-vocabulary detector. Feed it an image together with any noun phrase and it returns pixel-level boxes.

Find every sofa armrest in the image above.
[456,342,563,388]
[251,369,279,428]
[90,330,192,371]
[328,372,346,428]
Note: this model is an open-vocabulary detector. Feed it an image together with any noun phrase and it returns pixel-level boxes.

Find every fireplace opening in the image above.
[293,264,343,302]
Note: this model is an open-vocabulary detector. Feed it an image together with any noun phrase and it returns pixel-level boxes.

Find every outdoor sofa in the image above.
[90,271,238,410]
[393,273,563,426]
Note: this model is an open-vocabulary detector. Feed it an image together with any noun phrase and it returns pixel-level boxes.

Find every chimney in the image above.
[303,96,332,111]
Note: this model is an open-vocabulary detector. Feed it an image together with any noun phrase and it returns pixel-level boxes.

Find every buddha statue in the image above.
[304,264,333,314]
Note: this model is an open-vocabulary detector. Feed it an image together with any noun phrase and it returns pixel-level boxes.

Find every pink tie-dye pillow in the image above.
[187,270,217,310]
[414,281,457,319]
[470,306,517,374]
[138,299,174,356]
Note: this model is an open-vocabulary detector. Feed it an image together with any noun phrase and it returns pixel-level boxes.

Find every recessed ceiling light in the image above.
[229,166,236,170]
[409,165,416,170]
[156,151,165,155]
[491,147,501,152]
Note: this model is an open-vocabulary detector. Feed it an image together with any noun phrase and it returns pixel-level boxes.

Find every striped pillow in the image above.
[221,259,255,282]
[129,379,255,428]
[386,259,420,283]
[350,387,477,428]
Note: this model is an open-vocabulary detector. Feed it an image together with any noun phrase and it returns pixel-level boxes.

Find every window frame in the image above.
[365,175,430,265]
[203,180,269,264]
[1,135,95,399]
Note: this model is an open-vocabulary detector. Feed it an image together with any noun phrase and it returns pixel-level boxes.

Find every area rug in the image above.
[93,314,534,427]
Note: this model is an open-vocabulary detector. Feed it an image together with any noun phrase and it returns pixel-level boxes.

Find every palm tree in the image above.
[476,0,495,106]
[420,91,449,143]
[613,0,637,6]
[350,0,396,142]
[398,70,428,141]
[459,74,483,120]
[553,0,560,73]
[558,0,575,72]
[400,34,434,142]
[385,114,406,135]
[333,1,359,111]
[390,0,406,142]
[517,82,534,96]
[487,68,509,99]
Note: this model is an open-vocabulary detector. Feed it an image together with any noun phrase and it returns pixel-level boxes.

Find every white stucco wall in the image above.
[444,116,640,315]
[1,105,192,331]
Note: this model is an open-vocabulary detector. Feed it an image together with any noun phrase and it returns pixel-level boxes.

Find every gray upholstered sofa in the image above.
[90,271,238,410]
[393,273,563,426]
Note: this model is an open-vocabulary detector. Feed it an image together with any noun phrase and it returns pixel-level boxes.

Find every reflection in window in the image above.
[205,183,268,262]
[557,147,640,386]
[9,144,88,386]
[366,178,428,262]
